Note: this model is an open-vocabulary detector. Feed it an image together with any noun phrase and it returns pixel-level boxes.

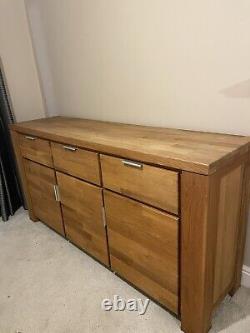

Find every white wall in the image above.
[24,0,59,117]
[0,0,46,122]
[26,0,250,133]
[25,1,250,265]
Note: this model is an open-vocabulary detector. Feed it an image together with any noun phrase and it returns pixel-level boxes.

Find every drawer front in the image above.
[19,134,53,167]
[104,190,179,313]
[51,142,100,185]
[101,155,179,214]
[24,159,65,236]
[57,172,109,266]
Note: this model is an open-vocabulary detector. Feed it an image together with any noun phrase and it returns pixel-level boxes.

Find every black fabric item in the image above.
[0,68,23,221]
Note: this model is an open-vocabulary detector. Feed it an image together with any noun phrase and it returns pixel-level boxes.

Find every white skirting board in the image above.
[241,265,250,288]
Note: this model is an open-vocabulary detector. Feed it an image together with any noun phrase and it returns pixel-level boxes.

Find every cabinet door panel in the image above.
[56,172,109,266]
[104,190,179,313]
[24,159,64,235]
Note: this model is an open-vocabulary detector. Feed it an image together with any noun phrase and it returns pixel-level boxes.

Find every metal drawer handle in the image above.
[25,135,36,140]
[63,145,77,152]
[122,160,143,169]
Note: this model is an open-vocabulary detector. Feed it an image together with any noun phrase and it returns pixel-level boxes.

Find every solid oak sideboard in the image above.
[10,117,250,333]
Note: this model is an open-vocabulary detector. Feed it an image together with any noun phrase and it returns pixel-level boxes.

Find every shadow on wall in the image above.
[220,79,250,98]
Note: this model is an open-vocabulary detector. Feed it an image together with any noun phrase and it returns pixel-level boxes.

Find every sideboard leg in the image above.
[181,172,217,333]
[230,156,250,296]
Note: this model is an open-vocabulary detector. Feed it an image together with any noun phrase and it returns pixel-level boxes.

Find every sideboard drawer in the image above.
[104,190,179,313]
[51,142,100,185]
[101,155,179,214]
[19,134,53,167]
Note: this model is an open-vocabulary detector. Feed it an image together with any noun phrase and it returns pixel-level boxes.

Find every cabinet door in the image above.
[104,190,179,314]
[24,159,65,236]
[56,172,109,266]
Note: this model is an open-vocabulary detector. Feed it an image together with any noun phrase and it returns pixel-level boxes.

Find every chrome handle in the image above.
[53,185,60,202]
[122,160,143,169]
[102,206,106,227]
[63,145,77,152]
[25,135,36,140]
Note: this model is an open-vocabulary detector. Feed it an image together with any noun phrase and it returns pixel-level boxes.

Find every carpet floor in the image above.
[0,208,249,333]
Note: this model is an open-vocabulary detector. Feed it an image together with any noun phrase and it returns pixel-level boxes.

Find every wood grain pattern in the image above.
[24,159,64,235]
[10,117,250,175]
[104,190,179,313]
[51,142,100,185]
[181,159,248,333]
[10,130,38,221]
[101,155,178,214]
[181,172,217,333]
[230,153,250,294]
[19,133,53,167]
[56,172,109,266]
[213,165,244,303]
[10,117,250,333]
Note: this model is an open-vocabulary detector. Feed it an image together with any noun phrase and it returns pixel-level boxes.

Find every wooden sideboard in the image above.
[10,117,250,333]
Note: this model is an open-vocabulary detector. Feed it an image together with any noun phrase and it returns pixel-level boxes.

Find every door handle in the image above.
[53,185,60,202]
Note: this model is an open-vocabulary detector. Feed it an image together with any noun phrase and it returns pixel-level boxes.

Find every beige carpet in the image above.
[0,208,249,333]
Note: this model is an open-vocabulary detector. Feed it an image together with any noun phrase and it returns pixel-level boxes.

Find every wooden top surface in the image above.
[11,116,250,175]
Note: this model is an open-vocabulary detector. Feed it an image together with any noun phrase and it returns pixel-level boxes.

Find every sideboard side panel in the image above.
[181,154,249,333]
[230,153,250,294]
[213,164,244,303]
[181,172,217,333]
